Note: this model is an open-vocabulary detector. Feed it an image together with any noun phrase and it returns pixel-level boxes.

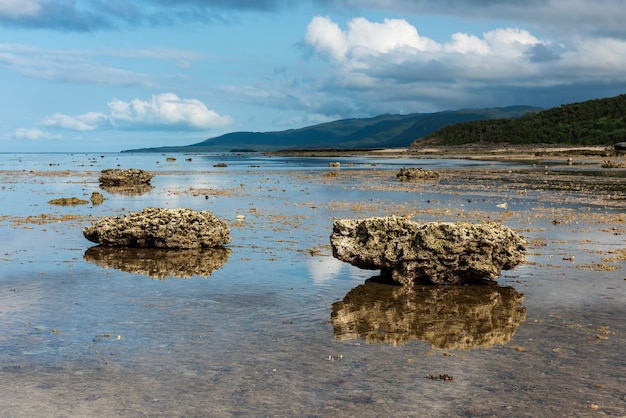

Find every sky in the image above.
[1,0,625,152]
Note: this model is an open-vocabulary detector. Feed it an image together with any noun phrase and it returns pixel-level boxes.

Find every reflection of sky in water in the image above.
[305,256,370,285]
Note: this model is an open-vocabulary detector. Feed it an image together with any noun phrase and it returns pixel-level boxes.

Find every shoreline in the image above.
[269,144,622,163]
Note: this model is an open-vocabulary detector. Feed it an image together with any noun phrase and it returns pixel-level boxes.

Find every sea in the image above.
[1,152,625,417]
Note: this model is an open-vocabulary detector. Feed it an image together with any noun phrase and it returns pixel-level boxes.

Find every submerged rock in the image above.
[331,279,526,348]
[83,207,231,249]
[330,217,525,285]
[396,167,439,181]
[98,168,153,186]
[48,197,89,206]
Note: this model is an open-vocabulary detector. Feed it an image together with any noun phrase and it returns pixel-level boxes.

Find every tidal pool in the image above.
[1,152,625,417]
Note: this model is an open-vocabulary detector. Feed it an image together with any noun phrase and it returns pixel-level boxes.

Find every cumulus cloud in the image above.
[306,16,440,64]
[38,93,232,134]
[107,93,232,130]
[305,16,547,78]
[43,112,107,131]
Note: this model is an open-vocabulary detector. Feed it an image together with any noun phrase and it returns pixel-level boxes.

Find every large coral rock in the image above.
[99,168,153,186]
[330,217,525,285]
[83,208,231,249]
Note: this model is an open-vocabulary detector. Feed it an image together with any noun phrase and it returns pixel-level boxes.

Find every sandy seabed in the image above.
[0,150,625,417]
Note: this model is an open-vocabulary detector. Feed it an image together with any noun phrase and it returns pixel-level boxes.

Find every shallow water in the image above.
[1,153,625,417]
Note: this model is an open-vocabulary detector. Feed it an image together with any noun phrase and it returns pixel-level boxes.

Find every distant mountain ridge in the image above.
[124,106,540,153]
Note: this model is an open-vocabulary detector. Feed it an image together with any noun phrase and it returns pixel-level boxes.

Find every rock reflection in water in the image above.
[331,279,526,349]
[99,184,154,195]
[84,246,231,279]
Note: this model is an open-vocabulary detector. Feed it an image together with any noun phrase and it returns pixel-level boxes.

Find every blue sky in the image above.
[1,0,625,152]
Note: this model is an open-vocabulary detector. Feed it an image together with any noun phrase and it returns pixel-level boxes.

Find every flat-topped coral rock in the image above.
[99,168,153,186]
[331,217,525,285]
[83,207,231,249]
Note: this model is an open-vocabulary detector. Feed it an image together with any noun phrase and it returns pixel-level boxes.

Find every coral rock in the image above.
[83,207,231,249]
[331,217,525,285]
[396,167,439,181]
[98,168,153,186]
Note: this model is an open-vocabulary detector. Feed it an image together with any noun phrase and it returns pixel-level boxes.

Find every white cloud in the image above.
[0,0,42,18]
[346,17,440,55]
[43,112,107,131]
[483,28,542,57]
[306,16,439,64]
[444,33,489,55]
[12,128,59,140]
[29,93,232,136]
[305,16,348,62]
[306,17,544,66]
[107,93,232,130]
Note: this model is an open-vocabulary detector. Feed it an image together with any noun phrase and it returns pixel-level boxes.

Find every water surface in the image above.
[1,153,625,416]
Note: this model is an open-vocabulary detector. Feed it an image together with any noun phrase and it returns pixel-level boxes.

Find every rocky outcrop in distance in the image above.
[330,217,525,285]
[396,167,440,181]
[83,207,231,249]
[99,168,153,186]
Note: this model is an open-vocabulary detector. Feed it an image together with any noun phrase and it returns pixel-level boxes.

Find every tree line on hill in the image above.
[412,94,626,147]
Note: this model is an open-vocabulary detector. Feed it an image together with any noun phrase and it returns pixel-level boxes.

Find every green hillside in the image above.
[124,106,539,153]
[412,94,626,147]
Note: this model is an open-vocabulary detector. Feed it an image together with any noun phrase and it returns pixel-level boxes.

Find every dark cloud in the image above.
[0,2,117,31]
[2,0,625,38]
[307,79,626,119]
[0,0,300,31]
[341,0,626,38]
[524,44,562,63]
[144,0,294,11]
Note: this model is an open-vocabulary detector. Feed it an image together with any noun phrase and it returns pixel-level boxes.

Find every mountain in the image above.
[123,106,540,153]
[412,94,626,147]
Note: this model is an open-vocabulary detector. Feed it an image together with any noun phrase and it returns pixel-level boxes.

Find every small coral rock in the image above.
[90,192,105,205]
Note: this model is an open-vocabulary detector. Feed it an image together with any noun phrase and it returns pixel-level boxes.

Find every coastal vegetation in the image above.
[412,94,626,147]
